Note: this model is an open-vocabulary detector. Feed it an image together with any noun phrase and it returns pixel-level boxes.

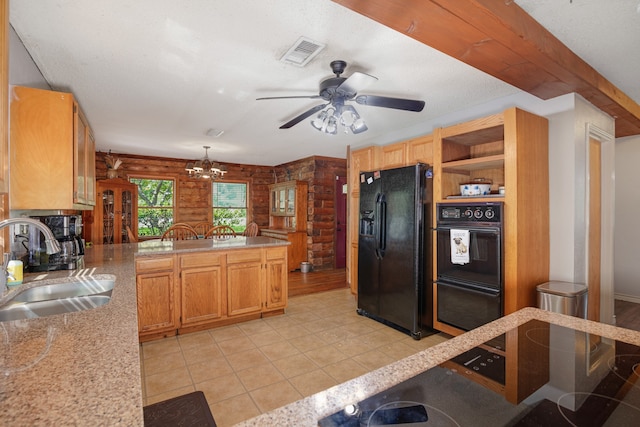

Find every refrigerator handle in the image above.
[376,194,387,258]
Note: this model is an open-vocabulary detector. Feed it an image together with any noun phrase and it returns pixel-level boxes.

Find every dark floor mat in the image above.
[143,391,217,427]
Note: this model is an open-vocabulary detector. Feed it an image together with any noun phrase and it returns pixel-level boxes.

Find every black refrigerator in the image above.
[357,164,433,340]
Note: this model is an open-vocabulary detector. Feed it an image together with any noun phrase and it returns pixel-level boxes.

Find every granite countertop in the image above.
[0,236,287,425]
[0,243,142,426]
[135,235,290,256]
[234,307,640,427]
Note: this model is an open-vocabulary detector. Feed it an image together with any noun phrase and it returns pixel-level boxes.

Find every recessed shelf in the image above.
[441,154,505,172]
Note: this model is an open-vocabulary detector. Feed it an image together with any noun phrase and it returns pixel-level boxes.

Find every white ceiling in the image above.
[9,0,640,166]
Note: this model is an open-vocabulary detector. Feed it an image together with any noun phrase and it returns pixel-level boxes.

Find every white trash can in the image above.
[536,281,588,318]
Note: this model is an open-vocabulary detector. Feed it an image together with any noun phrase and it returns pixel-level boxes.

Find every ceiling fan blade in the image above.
[256,95,322,101]
[337,72,378,97]
[355,95,425,112]
[279,103,329,129]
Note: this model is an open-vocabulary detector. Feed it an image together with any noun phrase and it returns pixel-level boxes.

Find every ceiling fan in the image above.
[257,60,425,134]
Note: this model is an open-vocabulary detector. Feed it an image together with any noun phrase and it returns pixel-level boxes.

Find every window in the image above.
[213,182,247,232]
[130,177,175,237]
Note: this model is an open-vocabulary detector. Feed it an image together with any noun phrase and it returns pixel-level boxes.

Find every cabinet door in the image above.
[265,248,287,310]
[74,104,88,205]
[406,136,433,165]
[74,107,95,206]
[85,129,96,205]
[380,142,407,168]
[286,186,296,215]
[94,179,138,245]
[227,253,263,316]
[101,189,116,244]
[120,188,134,243]
[136,271,178,334]
[181,266,224,325]
[10,86,75,209]
[278,188,286,215]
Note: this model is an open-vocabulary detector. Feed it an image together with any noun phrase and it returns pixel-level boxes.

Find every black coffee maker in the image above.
[28,215,85,271]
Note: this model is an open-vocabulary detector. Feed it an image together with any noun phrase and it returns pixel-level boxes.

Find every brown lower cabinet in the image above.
[260,229,306,271]
[136,246,288,342]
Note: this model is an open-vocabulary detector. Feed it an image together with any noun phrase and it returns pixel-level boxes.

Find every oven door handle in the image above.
[437,280,501,296]
[375,193,387,259]
[435,226,500,235]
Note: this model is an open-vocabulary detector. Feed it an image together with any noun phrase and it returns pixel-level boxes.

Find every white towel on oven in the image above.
[450,229,470,265]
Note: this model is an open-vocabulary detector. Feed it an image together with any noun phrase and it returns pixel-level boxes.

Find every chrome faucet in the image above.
[0,218,62,292]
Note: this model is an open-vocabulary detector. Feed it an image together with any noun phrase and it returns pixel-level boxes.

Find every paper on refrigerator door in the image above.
[450,229,470,265]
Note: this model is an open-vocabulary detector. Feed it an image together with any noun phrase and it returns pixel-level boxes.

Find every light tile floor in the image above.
[140,288,449,427]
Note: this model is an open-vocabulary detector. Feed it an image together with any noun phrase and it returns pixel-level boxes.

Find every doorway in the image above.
[583,123,614,325]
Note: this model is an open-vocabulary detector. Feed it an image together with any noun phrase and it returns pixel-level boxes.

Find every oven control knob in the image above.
[474,209,483,219]
[485,209,495,219]
[464,209,473,218]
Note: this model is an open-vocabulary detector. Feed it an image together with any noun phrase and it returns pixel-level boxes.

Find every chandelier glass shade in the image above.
[185,146,227,180]
[311,103,368,135]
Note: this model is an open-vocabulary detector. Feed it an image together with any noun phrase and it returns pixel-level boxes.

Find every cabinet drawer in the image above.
[136,256,174,272]
[180,252,222,268]
[266,246,287,260]
[227,249,262,264]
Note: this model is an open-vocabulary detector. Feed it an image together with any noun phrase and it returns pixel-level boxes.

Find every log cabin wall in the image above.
[273,156,347,270]
[94,152,346,270]
[94,151,274,230]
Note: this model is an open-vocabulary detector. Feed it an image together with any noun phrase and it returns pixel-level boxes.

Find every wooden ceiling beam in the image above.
[332,0,640,137]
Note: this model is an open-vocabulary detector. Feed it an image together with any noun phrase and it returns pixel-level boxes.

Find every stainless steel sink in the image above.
[0,277,114,322]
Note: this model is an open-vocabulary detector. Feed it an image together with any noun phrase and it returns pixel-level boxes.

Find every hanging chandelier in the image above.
[185,146,227,180]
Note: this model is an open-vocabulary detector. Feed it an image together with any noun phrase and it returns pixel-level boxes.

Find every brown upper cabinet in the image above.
[91,178,138,245]
[267,180,307,231]
[261,180,308,271]
[347,136,433,293]
[9,86,96,210]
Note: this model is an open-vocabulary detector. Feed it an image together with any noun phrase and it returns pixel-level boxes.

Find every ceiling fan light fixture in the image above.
[311,104,366,135]
[311,109,329,131]
[350,118,368,134]
[325,115,338,135]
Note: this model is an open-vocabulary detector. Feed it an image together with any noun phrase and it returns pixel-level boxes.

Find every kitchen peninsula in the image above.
[134,237,290,342]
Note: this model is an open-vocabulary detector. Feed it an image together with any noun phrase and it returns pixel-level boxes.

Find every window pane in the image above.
[130,178,174,207]
[213,183,246,208]
[213,182,247,231]
[130,178,175,236]
[137,208,174,236]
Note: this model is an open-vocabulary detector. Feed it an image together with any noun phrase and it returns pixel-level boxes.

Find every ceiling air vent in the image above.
[280,37,325,67]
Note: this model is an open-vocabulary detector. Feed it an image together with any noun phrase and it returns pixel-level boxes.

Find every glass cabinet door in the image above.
[121,190,133,243]
[102,189,115,244]
[278,189,286,214]
[286,187,295,215]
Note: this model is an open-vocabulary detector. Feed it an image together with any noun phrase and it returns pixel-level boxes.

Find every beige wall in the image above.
[547,94,615,324]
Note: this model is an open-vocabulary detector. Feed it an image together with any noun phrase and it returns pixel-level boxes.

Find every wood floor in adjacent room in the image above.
[288,268,348,297]
[614,299,640,331]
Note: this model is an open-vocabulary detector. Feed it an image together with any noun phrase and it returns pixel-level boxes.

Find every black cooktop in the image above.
[319,320,640,426]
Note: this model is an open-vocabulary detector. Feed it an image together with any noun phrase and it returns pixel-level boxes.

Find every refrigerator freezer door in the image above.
[358,174,382,315]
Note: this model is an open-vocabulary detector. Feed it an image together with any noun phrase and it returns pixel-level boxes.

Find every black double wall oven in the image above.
[435,202,503,331]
